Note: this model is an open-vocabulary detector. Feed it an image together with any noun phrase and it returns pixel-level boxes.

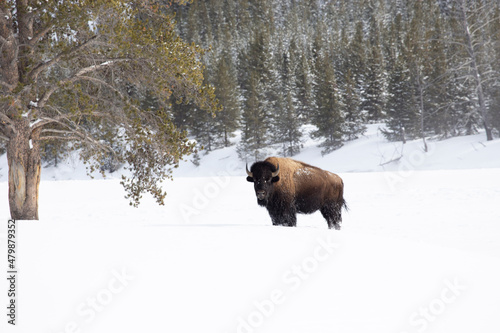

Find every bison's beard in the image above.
[257,198,268,206]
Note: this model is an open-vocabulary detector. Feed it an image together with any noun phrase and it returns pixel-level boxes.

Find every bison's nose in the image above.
[256,190,266,200]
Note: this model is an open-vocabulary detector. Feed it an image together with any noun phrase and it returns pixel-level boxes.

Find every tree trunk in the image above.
[416,69,429,152]
[459,0,494,141]
[7,119,41,220]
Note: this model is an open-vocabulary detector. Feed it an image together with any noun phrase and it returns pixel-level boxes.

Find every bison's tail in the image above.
[339,180,348,212]
[340,197,348,212]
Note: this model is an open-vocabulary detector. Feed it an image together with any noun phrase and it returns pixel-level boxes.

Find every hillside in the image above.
[173,124,500,177]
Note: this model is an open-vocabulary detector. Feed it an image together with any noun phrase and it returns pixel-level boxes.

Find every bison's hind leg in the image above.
[320,202,342,230]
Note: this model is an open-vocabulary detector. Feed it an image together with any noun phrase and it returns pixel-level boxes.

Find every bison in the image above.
[246,157,347,229]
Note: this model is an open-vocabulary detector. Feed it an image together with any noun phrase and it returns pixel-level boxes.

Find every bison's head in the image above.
[246,161,280,205]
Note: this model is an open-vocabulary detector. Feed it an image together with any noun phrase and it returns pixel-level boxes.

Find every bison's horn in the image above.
[272,163,280,178]
[246,163,253,177]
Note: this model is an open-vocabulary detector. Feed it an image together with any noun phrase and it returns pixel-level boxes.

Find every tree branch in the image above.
[0,80,15,91]
[39,135,81,141]
[0,112,14,127]
[28,35,98,82]
[37,58,130,109]
[28,24,53,46]
[0,112,16,138]
[41,128,114,153]
[77,75,125,99]
[0,133,9,141]
[29,115,70,130]
[41,129,78,136]
[30,106,118,130]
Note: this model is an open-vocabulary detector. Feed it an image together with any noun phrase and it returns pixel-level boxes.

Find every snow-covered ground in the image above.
[1,124,499,333]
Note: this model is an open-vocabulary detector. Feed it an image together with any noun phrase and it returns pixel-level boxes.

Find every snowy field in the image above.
[1,124,500,333]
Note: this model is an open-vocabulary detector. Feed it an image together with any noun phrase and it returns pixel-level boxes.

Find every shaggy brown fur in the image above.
[247,157,346,229]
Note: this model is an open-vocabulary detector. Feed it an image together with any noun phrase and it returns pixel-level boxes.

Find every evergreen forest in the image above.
[3,0,500,170]
[169,0,500,160]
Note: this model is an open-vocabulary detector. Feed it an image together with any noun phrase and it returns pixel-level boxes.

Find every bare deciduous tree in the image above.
[452,0,497,141]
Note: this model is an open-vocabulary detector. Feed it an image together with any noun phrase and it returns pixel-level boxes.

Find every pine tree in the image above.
[237,72,269,161]
[293,40,315,122]
[213,52,240,147]
[311,55,345,155]
[422,2,451,138]
[280,92,303,156]
[272,47,302,156]
[237,27,277,160]
[342,69,365,141]
[40,139,68,168]
[171,96,194,132]
[406,0,432,149]
[382,55,419,143]
[349,21,367,91]
[364,11,386,122]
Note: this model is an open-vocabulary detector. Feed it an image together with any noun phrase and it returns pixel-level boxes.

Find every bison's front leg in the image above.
[268,206,297,227]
